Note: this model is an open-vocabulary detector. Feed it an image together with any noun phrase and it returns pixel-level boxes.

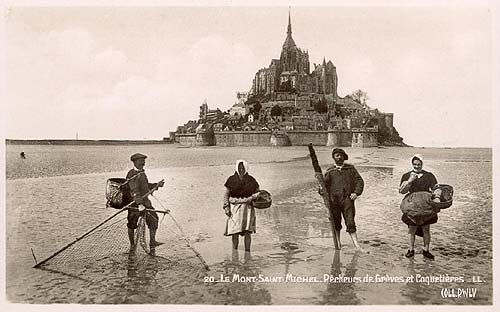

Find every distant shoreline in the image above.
[5,139,171,145]
[4,139,490,149]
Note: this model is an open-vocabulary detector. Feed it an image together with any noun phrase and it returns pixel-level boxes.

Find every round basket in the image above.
[253,190,272,209]
[431,184,454,209]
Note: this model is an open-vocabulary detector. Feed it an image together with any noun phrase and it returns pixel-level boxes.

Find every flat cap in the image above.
[130,153,148,161]
[331,148,348,160]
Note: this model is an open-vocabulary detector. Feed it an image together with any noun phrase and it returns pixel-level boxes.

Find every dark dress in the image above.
[224,172,259,236]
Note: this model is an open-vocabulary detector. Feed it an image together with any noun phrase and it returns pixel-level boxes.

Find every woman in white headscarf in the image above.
[223,160,260,251]
[399,154,438,259]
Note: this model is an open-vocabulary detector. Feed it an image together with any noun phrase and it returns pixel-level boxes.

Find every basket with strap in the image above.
[105,178,132,209]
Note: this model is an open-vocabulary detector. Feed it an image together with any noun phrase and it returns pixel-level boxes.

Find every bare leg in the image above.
[405,231,416,257]
[149,228,156,245]
[244,232,252,252]
[348,232,362,250]
[149,228,164,254]
[232,234,239,250]
[231,248,239,262]
[422,225,431,251]
[422,225,435,259]
[128,228,135,246]
[409,233,415,251]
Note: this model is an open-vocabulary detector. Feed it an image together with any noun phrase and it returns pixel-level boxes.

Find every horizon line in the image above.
[3,138,492,149]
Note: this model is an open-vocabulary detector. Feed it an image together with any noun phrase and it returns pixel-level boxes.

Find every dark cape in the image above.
[224,172,259,198]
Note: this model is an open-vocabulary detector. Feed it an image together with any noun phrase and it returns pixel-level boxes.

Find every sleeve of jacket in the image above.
[352,168,364,196]
[429,172,438,190]
[252,175,260,193]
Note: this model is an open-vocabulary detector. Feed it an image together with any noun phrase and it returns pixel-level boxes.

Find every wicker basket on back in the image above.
[106,178,133,209]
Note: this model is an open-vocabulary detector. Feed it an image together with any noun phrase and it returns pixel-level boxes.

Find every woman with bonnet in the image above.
[399,154,438,259]
[223,160,260,252]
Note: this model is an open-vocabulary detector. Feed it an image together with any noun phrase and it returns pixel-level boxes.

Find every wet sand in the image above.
[5,145,492,304]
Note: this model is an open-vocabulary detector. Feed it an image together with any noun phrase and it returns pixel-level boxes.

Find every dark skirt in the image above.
[402,213,438,237]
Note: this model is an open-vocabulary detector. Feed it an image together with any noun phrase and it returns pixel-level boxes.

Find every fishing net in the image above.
[34,205,209,277]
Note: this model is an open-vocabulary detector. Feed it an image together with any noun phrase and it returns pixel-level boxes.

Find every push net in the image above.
[33,207,208,277]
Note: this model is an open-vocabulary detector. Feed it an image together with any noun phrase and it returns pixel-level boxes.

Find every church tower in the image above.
[252,9,313,95]
[199,99,208,120]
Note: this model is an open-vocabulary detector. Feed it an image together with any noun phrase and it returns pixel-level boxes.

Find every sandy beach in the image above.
[5,144,492,304]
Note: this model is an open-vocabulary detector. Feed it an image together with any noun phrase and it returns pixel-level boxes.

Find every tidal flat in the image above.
[5,144,492,304]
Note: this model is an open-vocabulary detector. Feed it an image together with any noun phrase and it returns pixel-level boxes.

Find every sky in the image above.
[1,2,495,147]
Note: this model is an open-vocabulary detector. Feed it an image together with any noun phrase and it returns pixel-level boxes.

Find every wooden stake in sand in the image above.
[308,143,340,250]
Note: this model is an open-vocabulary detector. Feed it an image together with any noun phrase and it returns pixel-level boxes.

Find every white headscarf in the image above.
[411,154,424,175]
[411,154,424,165]
[235,159,249,176]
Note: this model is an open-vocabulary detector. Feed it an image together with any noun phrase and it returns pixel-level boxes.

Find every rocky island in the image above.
[174,11,404,148]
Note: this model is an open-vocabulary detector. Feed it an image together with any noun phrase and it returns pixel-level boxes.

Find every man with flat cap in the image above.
[323,148,364,250]
[127,153,165,253]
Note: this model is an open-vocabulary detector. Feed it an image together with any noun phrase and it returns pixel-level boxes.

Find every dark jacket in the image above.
[126,169,158,208]
[324,163,364,198]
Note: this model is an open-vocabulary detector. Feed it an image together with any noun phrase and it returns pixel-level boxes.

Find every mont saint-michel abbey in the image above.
[175,12,404,147]
[252,13,337,97]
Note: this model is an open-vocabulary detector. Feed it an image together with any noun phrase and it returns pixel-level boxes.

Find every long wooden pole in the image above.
[33,182,163,268]
[308,143,340,250]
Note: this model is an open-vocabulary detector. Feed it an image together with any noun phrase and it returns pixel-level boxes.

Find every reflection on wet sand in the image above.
[218,250,272,304]
[322,250,360,305]
[123,251,162,303]
[403,258,428,304]
[401,256,463,305]
[127,251,139,278]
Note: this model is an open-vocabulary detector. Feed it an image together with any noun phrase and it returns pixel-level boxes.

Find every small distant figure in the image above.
[20,152,26,159]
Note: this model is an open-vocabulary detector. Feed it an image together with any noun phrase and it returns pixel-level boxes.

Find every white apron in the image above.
[224,202,256,236]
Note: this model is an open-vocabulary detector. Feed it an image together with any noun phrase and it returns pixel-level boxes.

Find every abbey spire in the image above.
[282,8,296,49]
[287,8,292,36]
